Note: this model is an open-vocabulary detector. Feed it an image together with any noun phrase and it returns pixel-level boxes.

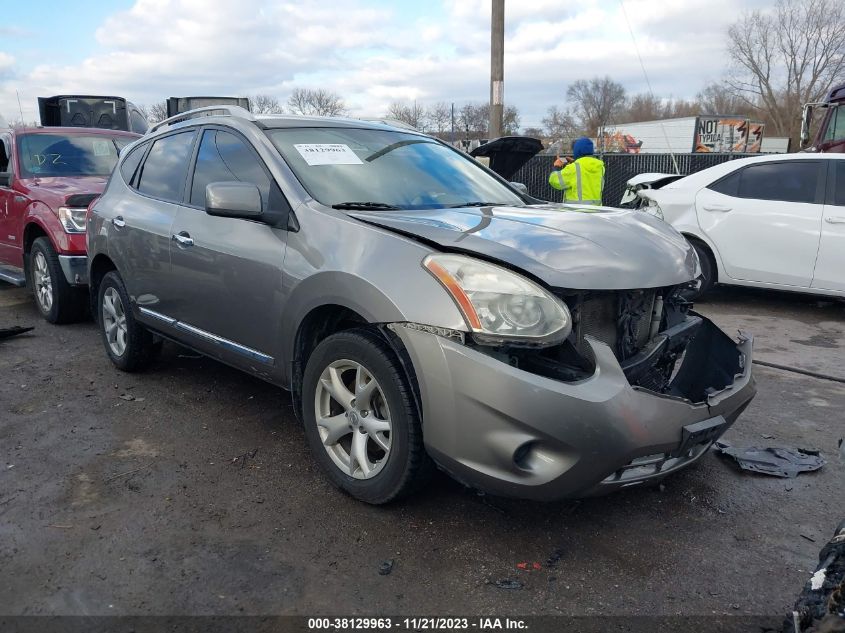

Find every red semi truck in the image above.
[801,82,845,152]
[0,97,142,323]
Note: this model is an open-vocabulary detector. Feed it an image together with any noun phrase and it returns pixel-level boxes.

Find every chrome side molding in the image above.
[138,306,274,366]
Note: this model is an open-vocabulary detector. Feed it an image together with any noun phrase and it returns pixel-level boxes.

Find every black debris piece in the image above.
[714,441,825,478]
[0,326,33,340]
[546,549,563,568]
[378,559,394,576]
[493,579,524,590]
[785,520,845,632]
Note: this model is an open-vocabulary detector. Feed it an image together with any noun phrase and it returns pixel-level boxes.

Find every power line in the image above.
[618,0,680,174]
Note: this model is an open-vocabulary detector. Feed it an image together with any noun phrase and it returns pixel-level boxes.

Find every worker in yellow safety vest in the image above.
[548,137,605,205]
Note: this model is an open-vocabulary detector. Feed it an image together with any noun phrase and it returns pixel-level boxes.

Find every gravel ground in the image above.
[0,283,843,617]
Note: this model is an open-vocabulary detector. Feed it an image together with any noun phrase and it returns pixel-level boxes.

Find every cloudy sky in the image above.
[1,0,771,129]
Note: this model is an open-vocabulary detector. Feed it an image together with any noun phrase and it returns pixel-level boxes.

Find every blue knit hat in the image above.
[572,137,594,160]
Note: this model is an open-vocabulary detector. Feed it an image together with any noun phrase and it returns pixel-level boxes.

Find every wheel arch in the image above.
[682,232,719,283]
[289,303,422,426]
[88,254,118,322]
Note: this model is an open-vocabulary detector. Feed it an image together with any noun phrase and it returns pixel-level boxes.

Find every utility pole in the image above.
[489,0,504,139]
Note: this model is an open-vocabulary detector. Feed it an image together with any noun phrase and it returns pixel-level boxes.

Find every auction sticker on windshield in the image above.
[294,144,363,166]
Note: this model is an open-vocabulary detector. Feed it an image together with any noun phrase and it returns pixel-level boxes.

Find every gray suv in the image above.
[87,106,756,504]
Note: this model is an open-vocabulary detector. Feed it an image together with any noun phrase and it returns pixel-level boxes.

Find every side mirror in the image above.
[205,182,263,220]
[509,181,528,195]
[800,106,812,147]
[0,172,12,187]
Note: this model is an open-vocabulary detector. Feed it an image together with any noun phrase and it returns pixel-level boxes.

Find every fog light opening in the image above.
[513,442,536,472]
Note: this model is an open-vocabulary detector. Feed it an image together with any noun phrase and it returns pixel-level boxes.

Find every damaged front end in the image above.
[390,283,755,500]
[471,285,750,409]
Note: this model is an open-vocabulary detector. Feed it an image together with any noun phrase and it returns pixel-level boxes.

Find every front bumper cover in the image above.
[394,316,755,501]
[58,255,88,286]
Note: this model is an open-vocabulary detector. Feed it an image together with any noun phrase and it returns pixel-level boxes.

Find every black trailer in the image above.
[166,96,251,117]
[38,95,149,133]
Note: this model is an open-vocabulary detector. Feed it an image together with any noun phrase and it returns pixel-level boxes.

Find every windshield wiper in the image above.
[447,201,507,208]
[331,201,401,210]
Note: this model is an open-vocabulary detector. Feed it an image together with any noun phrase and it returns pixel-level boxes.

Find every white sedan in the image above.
[625,153,845,299]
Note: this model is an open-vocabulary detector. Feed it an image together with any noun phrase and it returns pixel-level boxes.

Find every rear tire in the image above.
[301,328,433,504]
[97,271,159,372]
[29,237,87,324]
[685,240,716,301]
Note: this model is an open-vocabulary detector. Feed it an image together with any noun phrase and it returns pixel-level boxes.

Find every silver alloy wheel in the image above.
[33,251,53,313]
[102,287,128,357]
[314,359,392,480]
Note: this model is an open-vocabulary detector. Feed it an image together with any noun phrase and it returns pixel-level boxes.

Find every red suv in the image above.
[0,126,140,322]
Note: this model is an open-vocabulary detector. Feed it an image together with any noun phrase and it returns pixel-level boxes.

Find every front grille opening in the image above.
[601,441,712,485]
[565,289,667,362]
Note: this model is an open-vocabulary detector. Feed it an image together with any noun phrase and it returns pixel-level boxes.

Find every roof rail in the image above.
[149,105,255,134]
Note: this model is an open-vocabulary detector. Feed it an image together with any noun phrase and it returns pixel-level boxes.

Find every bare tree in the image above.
[386,101,428,130]
[287,88,347,117]
[502,105,520,135]
[250,94,284,114]
[663,98,700,119]
[726,0,845,141]
[522,127,544,138]
[696,83,752,115]
[620,93,666,123]
[457,103,488,140]
[566,77,627,135]
[429,102,452,135]
[139,101,168,124]
[541,105,579,142]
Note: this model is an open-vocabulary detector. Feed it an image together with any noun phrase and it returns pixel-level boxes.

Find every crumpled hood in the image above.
[349,204,698,290]
[20,175,108,207]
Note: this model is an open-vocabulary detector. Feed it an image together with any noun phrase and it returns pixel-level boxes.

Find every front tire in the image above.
[301,329,433,504]
[97,271,159,372]
[30,237,87,324]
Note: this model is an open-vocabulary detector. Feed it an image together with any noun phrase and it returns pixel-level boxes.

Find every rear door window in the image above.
[737,161,821,204]
[136,131,196,202]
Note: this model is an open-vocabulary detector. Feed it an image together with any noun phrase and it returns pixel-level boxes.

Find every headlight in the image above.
[423,253,572,346]
[58,207,88,233]
[643,198,664,220]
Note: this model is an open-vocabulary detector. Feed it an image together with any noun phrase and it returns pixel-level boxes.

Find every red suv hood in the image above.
[19,175,108,207]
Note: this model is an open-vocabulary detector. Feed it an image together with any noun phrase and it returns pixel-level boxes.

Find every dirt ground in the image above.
[1,283,843,617]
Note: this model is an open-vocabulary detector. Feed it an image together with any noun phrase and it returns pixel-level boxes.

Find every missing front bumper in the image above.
[395,316,755,501]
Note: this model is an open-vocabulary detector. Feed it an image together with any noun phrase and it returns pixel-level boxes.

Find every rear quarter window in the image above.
[119,142,147,186]
[706,170,740,197]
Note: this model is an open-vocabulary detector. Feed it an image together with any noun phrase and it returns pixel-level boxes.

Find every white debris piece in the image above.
[810,568,827,591]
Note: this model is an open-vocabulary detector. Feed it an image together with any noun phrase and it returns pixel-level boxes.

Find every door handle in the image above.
[825,216,845,224]
[112,216,126,228]
[702,204,732,212]
[172,231,194,247]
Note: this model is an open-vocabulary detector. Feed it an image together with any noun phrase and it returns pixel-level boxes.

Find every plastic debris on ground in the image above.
[493,579,524,590]
[0,326,33,340]
[714,441,825,478]
[378,559,394,576]
[786,520,845,633]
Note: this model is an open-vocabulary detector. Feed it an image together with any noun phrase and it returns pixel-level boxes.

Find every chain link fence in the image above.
[512,153,756,206]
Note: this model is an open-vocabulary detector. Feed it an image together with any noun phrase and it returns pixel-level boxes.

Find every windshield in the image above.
[18,133,133,178]
[266,127,525,210]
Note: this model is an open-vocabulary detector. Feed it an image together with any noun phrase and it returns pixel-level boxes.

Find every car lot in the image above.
[1,283,843,617]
